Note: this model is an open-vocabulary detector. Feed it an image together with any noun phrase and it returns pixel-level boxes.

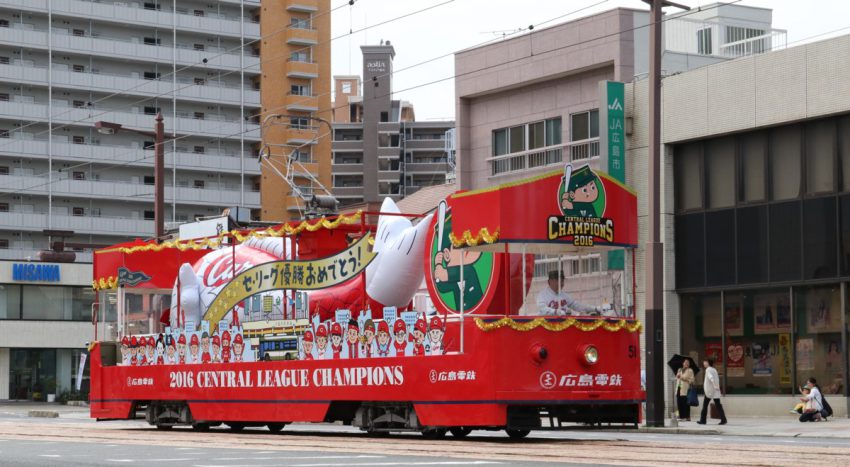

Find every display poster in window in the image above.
[825,340,842,380]
[704,342,723,375]
[724,302,743,337]
[726,342,745,378]
[754,295,775,333]
[795,338,814,372]
[778,333,792,386]
[751,341,772,377]
[807,288,839,332]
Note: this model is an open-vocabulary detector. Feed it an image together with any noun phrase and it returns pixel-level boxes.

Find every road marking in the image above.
[108,459,198,463]
[215,456,384,461]
[195,463,499,467]
[39,454,61,458]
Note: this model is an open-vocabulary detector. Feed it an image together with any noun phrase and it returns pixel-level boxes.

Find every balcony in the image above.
[332,186,364,198]
[284,127,320,145]
[405,162,448,173]
[286,60,319,79]
[0,26,260,72]
[0,138,260,175]
[0,210,155,237]
[664,17,788,59]
[332,163,364,174]
[404,139,447,150]
[287,1,319,13]
[2,0,260,39]
[285,27,319,46]
[285,93,319,112]
[0,174,261,208]
[0,101,261,141]
[488,139,599,177]
[0,248,92,262]
[0,63,260,106]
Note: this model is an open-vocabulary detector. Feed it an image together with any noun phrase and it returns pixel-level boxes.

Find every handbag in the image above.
[821,393,833,418]
[686,387,699,406]
[709,401,720,420]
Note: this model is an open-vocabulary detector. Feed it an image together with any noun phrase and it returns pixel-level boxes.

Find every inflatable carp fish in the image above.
[170,198,433,329]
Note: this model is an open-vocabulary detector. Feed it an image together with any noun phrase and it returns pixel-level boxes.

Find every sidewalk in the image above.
[0,401,89,418]
[636,415,850,439]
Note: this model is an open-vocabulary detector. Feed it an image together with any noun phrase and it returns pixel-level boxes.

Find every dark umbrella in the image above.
[667,354,700,376]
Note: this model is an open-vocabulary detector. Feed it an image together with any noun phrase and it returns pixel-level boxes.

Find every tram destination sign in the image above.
[12,262,61,282]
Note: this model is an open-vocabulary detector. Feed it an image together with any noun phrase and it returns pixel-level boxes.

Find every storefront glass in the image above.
[795,286,844,395]
[680,294,722,389]
[723,289,792,395]
[8,349,56,401]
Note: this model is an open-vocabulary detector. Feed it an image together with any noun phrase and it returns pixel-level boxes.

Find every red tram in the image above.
[88,163,643,437]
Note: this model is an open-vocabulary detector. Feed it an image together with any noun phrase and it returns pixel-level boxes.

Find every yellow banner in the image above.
[203,234,376,331]
[778,333,792,386]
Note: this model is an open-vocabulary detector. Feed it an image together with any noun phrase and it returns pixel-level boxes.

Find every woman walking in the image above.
[675,359,695,421]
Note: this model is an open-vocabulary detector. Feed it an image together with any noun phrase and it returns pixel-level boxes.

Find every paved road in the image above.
[2,412,850,466]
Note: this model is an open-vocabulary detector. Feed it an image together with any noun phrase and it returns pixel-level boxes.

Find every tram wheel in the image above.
[155,424,173,431]
[228,423,245,432]
[192,423,211,432]
[450,427,472,438]
[267,423,286,433]
[421,428,447,439]
[505,429,530,439]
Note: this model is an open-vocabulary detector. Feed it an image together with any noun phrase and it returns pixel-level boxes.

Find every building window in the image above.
[143,210,155,220]
[143,176,155,185]
[194,112,204,120]
[0,19,9,28]
[770,125,802,200]
[570,109,599,141]
[697,28,712,55]
[72,64,85,73]
[0,203,8,212]
[806,120,836,195]
[72,29,85,37]
[72,171,85,180]
[0,238,7,248]
[72,100,86,109]
[143,71,161,80]
[290,51,309,62]
[675,142,703,211]
[72,207,85,216]
[290,117,309,129]
[193,146,205,154]
[291,84,310,96]
[705,136,735,209]
[737,205,769,284]
[193,9,205,17]
[193,180,205,189]
[675,213,705,288]
[193,43,205,51]
[770,201,802,282]
[0,166,8,175]
[144,106,160,115]
[380,111,389,123]
[143,2,161,10]
[143,141,155,150]
[194,77,206,85]
[143,37,161,46]
[72,136,85,144]
[740,132,767,202]
[342,81,352,94]
[725,26,766,56]
[0,56,9,64]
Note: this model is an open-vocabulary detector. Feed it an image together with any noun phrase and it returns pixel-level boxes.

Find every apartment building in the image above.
[0,0,263,260]
[258,0,332,222]
[332,43,455,208]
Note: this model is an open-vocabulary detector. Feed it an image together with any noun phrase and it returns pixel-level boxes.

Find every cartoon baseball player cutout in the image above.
[200,332,211,364]
[232,333,244,362]
[362,320,376,358]
[189,333,201,364]
[428,315,445,356]
[560,164,602,218]
[165,335,177,364]
[412,318,428,356]
[129,336,139,366]
[330,322,344,359]
[433,208,484,312]
[155,335,165,365]
[220,330,232,363]
[177,334,187,364]
[314,323,330,360]
[211,334,222,363]
[301,330,315,360]
[345,319,360,359]
[393,319,412,357]
[120,336,130,366]
[373,320,394,357]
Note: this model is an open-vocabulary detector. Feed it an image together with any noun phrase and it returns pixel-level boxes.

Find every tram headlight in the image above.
[583,345,599,365]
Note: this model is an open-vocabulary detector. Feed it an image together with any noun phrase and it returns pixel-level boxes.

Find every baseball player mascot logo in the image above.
[314,323,330,360]
[300,330,315,360]
[345,319,361,359]
[412,318,428,356]
[330,322,344,359]
[427,316,445,356]
[392,319,412,357]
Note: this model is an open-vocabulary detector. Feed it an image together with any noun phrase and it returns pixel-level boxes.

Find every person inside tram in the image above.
[536,270,609,316]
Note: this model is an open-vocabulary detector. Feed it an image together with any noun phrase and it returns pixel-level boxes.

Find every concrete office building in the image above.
[259,0,332,222]
[453,4,794,413]
[0,0,263,400]
[0,0,262,260]
[332,44,454,208]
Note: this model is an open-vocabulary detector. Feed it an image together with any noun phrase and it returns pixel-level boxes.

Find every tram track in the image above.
[0,421,848,465]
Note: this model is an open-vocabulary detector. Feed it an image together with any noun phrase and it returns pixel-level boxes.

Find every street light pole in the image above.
[154,112,165,241]
[642,0,689,428]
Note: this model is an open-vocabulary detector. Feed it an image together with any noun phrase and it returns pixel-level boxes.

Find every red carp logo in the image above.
[539,371,556,389]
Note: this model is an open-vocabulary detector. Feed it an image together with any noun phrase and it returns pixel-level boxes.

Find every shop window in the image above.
[806,120,836,194]
[796,286,843,396]
[705,136,736,208]
[802,197,837,279]
[736,205,769,284]
[679,294,722,390]
[769,201,801,282]
[724,289,793,396]
[22,286,74,320]
[739,133,766,202]
[705,209,735,286]
[0,283,20,319]
[770,125,801,200]
[675,213,705,288]
[675,142,702,211]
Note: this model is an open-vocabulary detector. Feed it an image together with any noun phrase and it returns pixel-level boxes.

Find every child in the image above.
[791,387,809,414]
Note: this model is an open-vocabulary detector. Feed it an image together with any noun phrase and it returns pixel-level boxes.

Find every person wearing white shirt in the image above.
[697,359,727,425]
[536,270,601,316]
[799,378,824,422]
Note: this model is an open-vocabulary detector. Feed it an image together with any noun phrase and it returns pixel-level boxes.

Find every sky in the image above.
[328,0,850,121]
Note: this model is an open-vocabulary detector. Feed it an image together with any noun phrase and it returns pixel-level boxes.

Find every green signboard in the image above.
[601,81,625,270]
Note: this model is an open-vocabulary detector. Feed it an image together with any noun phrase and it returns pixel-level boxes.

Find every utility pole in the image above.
[154,112,165,241]
[642,0,689,428]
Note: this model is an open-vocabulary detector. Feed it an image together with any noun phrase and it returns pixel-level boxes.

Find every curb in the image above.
[27,410,59,418]
[66,401,90,407]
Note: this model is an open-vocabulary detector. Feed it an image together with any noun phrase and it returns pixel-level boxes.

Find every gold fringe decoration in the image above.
[473,317,642,333]
[449,227,500,247]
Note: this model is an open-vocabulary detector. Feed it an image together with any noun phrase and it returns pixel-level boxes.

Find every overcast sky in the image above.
[328,0,850,121]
